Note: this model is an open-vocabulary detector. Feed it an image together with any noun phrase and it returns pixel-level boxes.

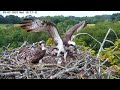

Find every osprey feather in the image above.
[17,40,46,64]
[20,19,66,64]
[63,21,86,47]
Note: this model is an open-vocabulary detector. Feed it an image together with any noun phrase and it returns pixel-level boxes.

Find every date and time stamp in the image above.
[2,11,37,14]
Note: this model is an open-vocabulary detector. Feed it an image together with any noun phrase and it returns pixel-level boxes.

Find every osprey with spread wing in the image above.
[20,18,86,64]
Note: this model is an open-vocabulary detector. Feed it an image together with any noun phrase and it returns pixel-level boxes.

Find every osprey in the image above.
[20,19,87,64]
[62,21,86,62]
[45,21,87,63]
[17,40,46,65]
[20,19,65,64]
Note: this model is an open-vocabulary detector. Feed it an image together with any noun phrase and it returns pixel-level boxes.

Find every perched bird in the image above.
[51,21,86,62]
[19,19,86,64]
[17,40,46,65]
[20,19,65,64]
[62,21,86,61]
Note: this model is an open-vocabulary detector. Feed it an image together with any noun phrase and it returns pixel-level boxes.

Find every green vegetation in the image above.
[75,21,120,51]
[0,13,120,77]
[0,24,49,49]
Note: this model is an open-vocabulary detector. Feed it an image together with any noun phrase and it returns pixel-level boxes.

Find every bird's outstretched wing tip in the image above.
[27,29,33,32]
[19,18,34,24]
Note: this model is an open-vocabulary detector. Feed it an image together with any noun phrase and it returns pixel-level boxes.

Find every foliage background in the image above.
[0,13,120,77]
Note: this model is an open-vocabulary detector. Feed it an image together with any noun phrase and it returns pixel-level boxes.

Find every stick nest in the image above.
[0,43,117,79]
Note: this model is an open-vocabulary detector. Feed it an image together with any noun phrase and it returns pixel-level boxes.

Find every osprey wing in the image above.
[63,21,86,45]
[20,19,47,32]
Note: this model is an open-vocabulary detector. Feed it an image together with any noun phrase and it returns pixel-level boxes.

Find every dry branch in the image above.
[0,36,118,79]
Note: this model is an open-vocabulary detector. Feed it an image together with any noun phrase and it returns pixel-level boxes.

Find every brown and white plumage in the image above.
[20,19,65,64]
[20,19,64,52]
[63,21,86,47]
[59,21,86,62]
[20,19,55,32]
[20,19,87,64]
[17,40,46,65]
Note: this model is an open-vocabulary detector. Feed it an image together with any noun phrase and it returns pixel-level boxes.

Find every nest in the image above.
[0,43,116,79]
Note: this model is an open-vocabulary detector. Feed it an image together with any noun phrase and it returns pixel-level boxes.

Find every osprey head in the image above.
[67,40,77,51]
[68,40,76,46]
[38,40,46,50]
[39,40,45,45]
[51,48,59,56]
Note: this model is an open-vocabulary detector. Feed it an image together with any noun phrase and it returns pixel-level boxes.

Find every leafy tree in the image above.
[0,15,6,23]
[5,15,21,24]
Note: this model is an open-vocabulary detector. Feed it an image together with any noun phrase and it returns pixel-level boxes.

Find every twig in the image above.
[91,43,97,50]
[107,69,112,79]
[72,33,101,45]
[0,72,21,76]
[110,29,118,40]
[97,29,111,77]
[115,54,120,60]
[50,67,77,79]
[105,40,115,45]
[97,29,111,58]
[111,45,118,52]
[100,58,109,67]
[50,60,79,79]
[31,68,40,79]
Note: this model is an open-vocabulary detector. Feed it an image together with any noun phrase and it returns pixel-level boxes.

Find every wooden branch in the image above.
[105,40,115,45]
[97,29,111,78]
[72,33,101,45]
[49,66,77,79]
[49,59,85,79]
[0,72,21,76]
